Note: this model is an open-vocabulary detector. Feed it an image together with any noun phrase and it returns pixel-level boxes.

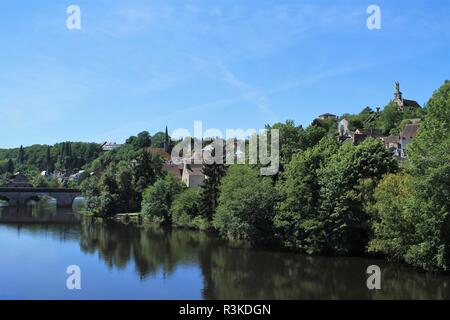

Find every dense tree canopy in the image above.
[370,81,450,271]
[213,165,277,243]
[200,162,226,221]
[317,138,398,255]
[141,174,185,224]
[0,142,101,176]
[171,188,209,230]
[265,120,328,165]
[125,131,152,149]
[81,145,163,215]
[274,137,340,251]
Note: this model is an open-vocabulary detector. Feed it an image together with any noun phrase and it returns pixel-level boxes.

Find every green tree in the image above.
[265,120,305,164]
[18,145,25,164]
[274,137,340,252]
[6,159,14,174]
[43,146,55,173]
[141,174,185,224]
[371,81,450,271]
[406,81,450,270]
[151,131,166,148]
[126,131,152,149]
[31,174,61,188]
[200,162,226,220]
[311,117,339,135]
[132,149,162,194]
[172,188,209,230]
[369,173,415,261]
[0,174,9,187]
[317,139,398,255]
[81,145,163,215]
[379,101,403,135]
[213,165,277,243]
[303,125,328,149]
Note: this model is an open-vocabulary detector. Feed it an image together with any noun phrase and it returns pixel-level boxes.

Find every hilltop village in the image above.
[324,82,422,158]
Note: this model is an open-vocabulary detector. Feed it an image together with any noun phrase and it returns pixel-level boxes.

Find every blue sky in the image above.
[0,0,449,148]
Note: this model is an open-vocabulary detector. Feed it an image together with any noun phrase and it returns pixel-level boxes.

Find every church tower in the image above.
[394,82,404,110]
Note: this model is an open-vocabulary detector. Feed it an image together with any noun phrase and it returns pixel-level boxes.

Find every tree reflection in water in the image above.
[78,219,450,300]
[2,203,450,300]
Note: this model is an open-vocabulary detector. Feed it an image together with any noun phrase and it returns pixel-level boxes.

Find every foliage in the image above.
[265,120,305,164]
[275,137,397,255]
[151,131,167,148]
[200,162,226,220]
[31,174,62,188]
[141,174,185,224]
[0,174,9,187]
[125,131,152,149]
[316,138,398,255]
[266,120,328,165]
[274,137,340,251]
[213,165,277,243]
[0,142,101,178]
[0,159,14,175]
[369,173,415,260]
[81,145,163,216]
[171,188,209,230]
[311,117,339,135]
[18,145,25,164]
[370,80,450,271]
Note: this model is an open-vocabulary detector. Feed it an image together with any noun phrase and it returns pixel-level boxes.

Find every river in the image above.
[0,200,449,300]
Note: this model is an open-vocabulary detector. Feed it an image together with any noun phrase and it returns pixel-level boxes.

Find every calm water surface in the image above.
[1,200,450,300]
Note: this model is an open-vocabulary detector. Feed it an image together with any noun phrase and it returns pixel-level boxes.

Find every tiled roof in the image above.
[184,164,204,176]
[403,99,422,109]
[319,113,337,118]
[355,128,383,137]
[401,124,420,139]
[382,135,400,144]
[162,163,182,179]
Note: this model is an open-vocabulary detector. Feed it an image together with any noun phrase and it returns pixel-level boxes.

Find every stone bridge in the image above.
[0,187,82,207]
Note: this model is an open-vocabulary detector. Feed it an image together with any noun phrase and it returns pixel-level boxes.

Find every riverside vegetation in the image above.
[1,81,449,272]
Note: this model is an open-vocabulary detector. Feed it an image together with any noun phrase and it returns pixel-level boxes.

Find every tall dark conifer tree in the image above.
[18,145,25,164]
[200,147,226,220]
[6,159,14,174]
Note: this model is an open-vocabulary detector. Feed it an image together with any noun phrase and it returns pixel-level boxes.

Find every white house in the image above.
[181,163,205,188]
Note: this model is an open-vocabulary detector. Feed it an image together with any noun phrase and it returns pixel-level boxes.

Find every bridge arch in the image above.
[25,195,41,203]
[72,196,85,210]
[24,195,56,204]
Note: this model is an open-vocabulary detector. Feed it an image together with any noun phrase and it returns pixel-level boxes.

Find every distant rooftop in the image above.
[401,124,420,139]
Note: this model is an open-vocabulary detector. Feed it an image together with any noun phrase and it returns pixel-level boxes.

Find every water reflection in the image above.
[65,219,450,299]
[1,204,450,299]
[0,199,80,224]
